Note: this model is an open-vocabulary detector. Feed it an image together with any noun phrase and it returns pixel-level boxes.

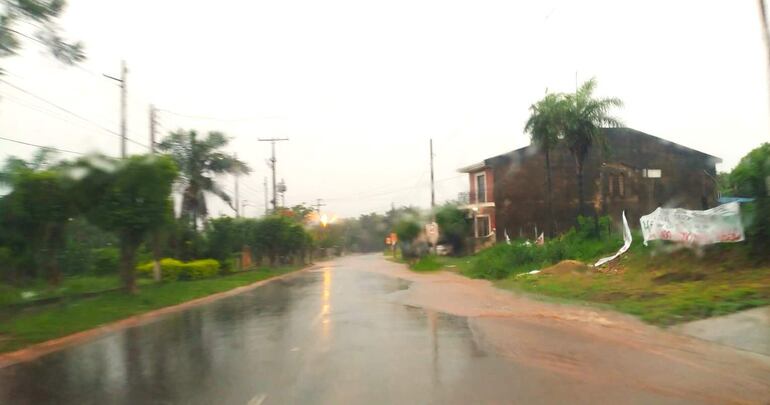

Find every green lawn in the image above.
[0,276,155,307]
[496,245,770,326]
[0,265,302,353]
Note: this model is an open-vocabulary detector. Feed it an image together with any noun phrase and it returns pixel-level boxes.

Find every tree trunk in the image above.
[575,154,585,225]
[43,224,63,286]
[151,231,162,282]
[120,239,139,293]
[545,149,554,238]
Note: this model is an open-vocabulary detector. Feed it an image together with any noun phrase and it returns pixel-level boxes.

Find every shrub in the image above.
[136,258,184,281]
[179,259,220,280]
[411,255,443,272]
[136,258,221,281]
[464,227,624,280]
[90,247,119,275]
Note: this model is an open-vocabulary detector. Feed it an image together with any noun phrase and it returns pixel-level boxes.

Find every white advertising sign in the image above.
[639,202,745,246]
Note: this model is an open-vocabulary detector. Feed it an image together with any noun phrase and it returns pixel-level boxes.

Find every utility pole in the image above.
[234,153,240,217]
[258,138,289,211]
[314,198,326,216]
[263,177,269,215]
[430,138,435,210]
[149,104,157,154]
[104,60,127,158]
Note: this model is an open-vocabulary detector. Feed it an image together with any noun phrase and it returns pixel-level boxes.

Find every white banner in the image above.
[595,211,632,267]
[639,202,745,246]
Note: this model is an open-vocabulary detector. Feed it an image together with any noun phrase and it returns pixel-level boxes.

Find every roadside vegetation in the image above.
[0,265,301,353]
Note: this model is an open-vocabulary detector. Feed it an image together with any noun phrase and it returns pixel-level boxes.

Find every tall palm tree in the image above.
[524,92,566,237]
[563,78,623,220]
[157,130,250,229]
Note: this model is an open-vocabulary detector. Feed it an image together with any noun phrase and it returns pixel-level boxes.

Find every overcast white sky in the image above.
[1,0,768,218]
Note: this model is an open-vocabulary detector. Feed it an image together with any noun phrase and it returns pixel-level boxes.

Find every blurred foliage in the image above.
[74,155,178,292]
[465,215,622,280]
[0,0,85,68]
[729,143,770,258]
[435,204,471,255]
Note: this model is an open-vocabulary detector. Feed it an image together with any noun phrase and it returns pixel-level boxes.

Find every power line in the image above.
[325,174,464,202]
[0,79,151,150]
[157,109,287,122]
[0,135,84,155]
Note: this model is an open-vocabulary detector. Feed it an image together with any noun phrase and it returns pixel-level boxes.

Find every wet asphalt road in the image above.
[3,254,763,404]
[1,256,544,404]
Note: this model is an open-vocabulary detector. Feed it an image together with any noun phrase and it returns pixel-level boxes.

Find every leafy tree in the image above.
[730,143,770,257]
[435,204,471,255]
[0,149,58,189]
[75,155,178,292]
[2,168,76,284]
[563,78,623,220]
[395,219,422,259]
[252,216,292,266]
[157,130,250,229]
[0,0,85,69]
[525,92,566,237]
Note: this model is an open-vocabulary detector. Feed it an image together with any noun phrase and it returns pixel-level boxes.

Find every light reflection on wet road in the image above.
[1,259,536,404]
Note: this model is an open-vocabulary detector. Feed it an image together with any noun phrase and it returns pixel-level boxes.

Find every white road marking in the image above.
[247,393,267,405]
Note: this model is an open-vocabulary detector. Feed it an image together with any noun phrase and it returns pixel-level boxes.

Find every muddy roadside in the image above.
[365,254,770,404]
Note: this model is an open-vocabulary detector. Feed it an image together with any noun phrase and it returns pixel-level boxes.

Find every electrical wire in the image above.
[0,80,151,150]
[157,108,286,122]
[0,135,85,155]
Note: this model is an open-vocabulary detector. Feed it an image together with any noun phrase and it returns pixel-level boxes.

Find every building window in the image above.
[643,169,662,178]
[476,216,490,237]
[476,173,486,203]
[608,174,625,198]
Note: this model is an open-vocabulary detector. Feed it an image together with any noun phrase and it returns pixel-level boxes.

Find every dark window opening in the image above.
[476,174,486,203]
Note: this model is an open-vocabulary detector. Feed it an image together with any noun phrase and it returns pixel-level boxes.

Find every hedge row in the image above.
[136,258,220,281]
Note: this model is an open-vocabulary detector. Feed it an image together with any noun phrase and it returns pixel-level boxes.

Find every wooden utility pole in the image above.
[315,198,326,216]
[149,104,157,154]
[258,138,289,211]
[263,177,269,215]
[104,60,127,158]
[430,138,435,210]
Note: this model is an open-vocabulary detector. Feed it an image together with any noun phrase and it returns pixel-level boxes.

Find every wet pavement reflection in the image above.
[0,261,530,404]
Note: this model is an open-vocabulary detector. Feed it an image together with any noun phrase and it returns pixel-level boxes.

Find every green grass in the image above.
[410,256,443,272]
[0,265,302,353]
[0,276,154,307]
[497,244,770,326]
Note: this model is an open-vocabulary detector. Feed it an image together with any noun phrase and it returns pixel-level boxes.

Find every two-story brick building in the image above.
[458,127,722,243]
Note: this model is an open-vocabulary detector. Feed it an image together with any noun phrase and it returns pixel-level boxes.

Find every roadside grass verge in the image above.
[497,244,770,326]
[0,265,302,353]
[0,276,153,308]
[410,256,443,272]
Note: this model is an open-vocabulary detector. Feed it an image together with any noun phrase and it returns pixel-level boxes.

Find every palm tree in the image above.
[563,78,623,220]
[524,92,566,237]
[157,130,250,229]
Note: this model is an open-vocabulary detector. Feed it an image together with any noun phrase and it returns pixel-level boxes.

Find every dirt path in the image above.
[364,254,770,404]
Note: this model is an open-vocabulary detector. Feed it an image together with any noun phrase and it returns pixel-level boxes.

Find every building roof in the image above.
[456,162,487,173]
[456,127,722,172]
